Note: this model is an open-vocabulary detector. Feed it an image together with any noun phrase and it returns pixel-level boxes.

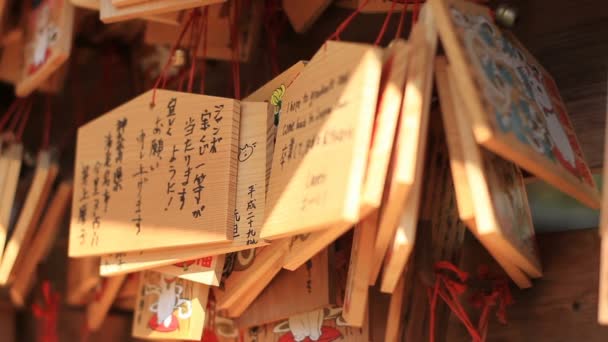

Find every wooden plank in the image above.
[98,101,269,274]
[235,248,332,328]
[430,0,600,209]
[0,144,22,258]
[100,0,226,23]
[241,307,369,342]
[87,274,127,331]
[282,224,352,271]
[152,254,224,286]
[342,210,377,327]
[215,240,290,317]
[598,78,608,324]
[444,61,542,280]
[10,182,73,307]
[66,257,101,305]
[359,40,409,216]
[370,8,438,286]
[282,0,332,33]
[384,275,405,341]
[112,0,148,7]
[69,90,240,256]
[70,0,182,24]
[132,271,208,341]
[262,40,382,240]
[16,0,74,96]
[435,56,532,289]
[0,152,58,286]
[144,1,262,62]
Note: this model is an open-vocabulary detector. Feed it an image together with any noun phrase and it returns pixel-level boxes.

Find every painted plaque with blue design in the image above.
[430,0,599,208]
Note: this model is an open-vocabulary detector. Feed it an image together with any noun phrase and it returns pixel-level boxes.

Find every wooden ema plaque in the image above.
[144,0,263,62]
[87,274,127,331]
[282,0,332,33]
[342,210,377,327]
[100,0,226,23]
[0,37,68,93]
[442,60,543,281]
[97,101,268,274]
[241,307,369,342]
[359,39,409,217]
[599,82,608,324]
[262,40,382,240]
[16,0,74,97]
[370,7,438,286]
[435,57,532,289]
[133,271,209,341]
[235,248,332,329]
[215,240,291,317]
[69,0,183,26]
[152,254,224,286]
[66,257,100,305]
[69,89,240,256]
[0,144,22,258]
[0,151,58,286]
[430,0,599,208]
[10,181,73,307]
[335,0,408,13]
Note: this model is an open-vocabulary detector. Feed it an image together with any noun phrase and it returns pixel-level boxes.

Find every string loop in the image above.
[32,280,60,342]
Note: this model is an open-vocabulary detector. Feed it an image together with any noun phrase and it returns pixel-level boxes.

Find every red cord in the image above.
[413,0,421,24]
[0,98,22,132]
[42,96,52,150]
[16,99,32,143]
[199,7,209,94]
[374,0,397,45]
[395,0,408,38]
[187,10,202,93]
[327,0,370,42]
[151,10,197,106]
[230,0,242,100]
[32,281,60,342]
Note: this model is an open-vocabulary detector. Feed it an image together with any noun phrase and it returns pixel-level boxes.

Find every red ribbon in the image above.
[428,261,513,342]
[32,281,60,342]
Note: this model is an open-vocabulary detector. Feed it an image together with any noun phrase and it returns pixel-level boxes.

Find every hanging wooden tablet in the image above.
[69,0,183,25]
[384,275,405,341]
[444,61,542,279]
[0,151,58,286]
[10,181,72,307]
[435,56,531,288]
[98,101,268,274]
[0,144,22,258]
[66,257,100,305]
[69,90,240,256]
[144,1,262,62]
[262,40,382,240]
[16,0,74,97]
[599,84,608,324]
[215,240,291,317]
[282,0,332,33]
[360,39,409,216]
[152,254,224,286]
[132,271,208,340]
[236,248,332,328]
[342,210,377,327]
[370,8,438,286]
[282,225,351,271]
[242,307,369,342]
[0,31,66,93]
[429,0,599,208]
[87,274,127,331]
[99,0,226,23]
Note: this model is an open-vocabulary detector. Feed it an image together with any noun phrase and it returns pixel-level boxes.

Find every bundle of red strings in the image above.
[32,281,60,342]
[428,261,513,342]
